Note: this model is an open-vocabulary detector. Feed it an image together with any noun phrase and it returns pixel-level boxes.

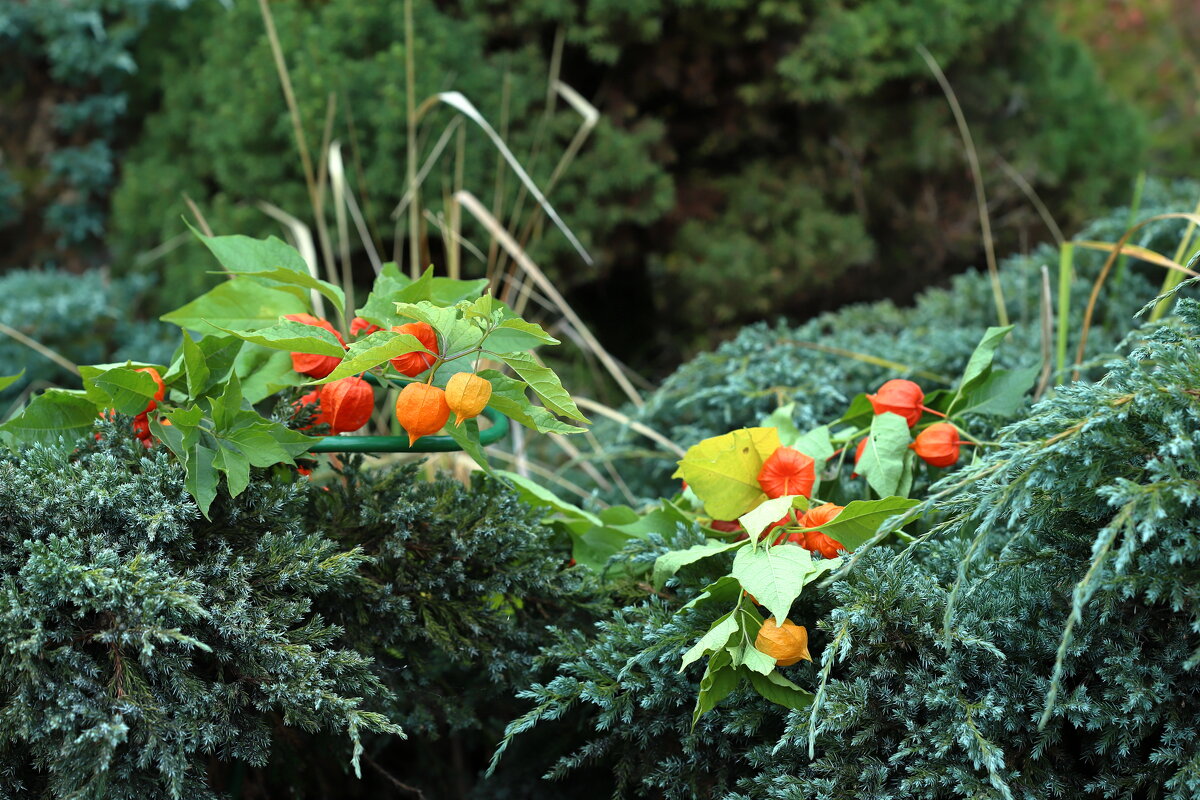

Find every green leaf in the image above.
[835,393,875,428]
[181,331,210,400]
[652,540,744,590]
[442,416,495,475]
[571,526,639,574]
[692,650,738,728]
[948,325,1015,414]
[477,370,585,434]
[356,263,414,328]
[194,228,345,313]
[150,408,202,460]
[207,372,243,431]
[681,612,740,671]
[426,276,490,306]
[219,414,314,466]
[213,320,345,357]
[959,325,1015,390]
[214,442,251,499]
[311,330,427,384]
[185,442,219,518]
[796,496,921,552]
[793,425,834,464]
[739,495,802,545]
[496,469,603,527]
[747,670,815,712]
[760,403,803,444]
[731,544,818,628]
[81,366,160,416]
[0,370,25,393]
[395,266,488,307]
[497,352,587,422]
[673,427,782,521]
[167,335,245,399]
[0,390,98,447]
[734,642,778,676]
[235,347,306,404]
[955,365,1039,418]
[485,318,561,352]
[681,576,743,612]
[161,279,309,335]
[855,412,911,497]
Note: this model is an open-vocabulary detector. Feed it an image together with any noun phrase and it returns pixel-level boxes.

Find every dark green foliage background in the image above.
[2,0,1146,363]
[0,0,199,267]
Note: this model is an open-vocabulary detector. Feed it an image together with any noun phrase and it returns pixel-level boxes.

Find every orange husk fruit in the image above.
[294,389,327,431]
[799,503,847,558]
[444,372,492,426]
[757,446,816,499]
[136,367,166,413]
[911,422,963,467]
[350,316,382,337]
[866,378,925,427]
[395,383,450,445]
[318,376,375,434]
[754,617,812,666]
[285,313,347,379]
[389,322,438,377]
[132,413,152,447]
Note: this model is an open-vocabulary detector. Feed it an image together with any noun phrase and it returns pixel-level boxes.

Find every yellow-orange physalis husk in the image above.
[389,322,438,377]
[319,376,375,434]
[754,617,812,666]
[395,382,450,445]
[445,372,492,426]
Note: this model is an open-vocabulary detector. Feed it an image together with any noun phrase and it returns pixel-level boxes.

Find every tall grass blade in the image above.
[917,44,1007,326]
[572,397,686,459]
[1035,264,1053,400]
[1111,170,1146,291]
[1074,212,1200,378]
[429,92,594,266]
[455,190,640,406]
[1056,243,1073,383]
[1150,196,1200,321]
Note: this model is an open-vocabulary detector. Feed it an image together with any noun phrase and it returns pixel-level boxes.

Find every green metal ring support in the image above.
[306,406,510,454]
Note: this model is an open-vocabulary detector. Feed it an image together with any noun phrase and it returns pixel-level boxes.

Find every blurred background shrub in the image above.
[0,267,174,403]
[0,0,198,268]
[2,0,1166,373]
[1057,0,1200,176]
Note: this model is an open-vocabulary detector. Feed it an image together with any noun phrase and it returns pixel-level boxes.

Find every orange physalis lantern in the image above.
[866,379,925,427]
[799,503,846,558]
[754,617,812,666]
[395,382,450,445]
[389,322,438,377]
[757,446,816,499]
[444,372,492,426]
[318,376,375,434]
[912,422,963,468]
[284,313,346,379]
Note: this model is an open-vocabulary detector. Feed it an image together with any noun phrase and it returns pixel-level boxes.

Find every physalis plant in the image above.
[0,229,588,516]
[657,325,1036,724]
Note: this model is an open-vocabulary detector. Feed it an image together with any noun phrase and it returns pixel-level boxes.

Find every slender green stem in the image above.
[1056,243,1074,382]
